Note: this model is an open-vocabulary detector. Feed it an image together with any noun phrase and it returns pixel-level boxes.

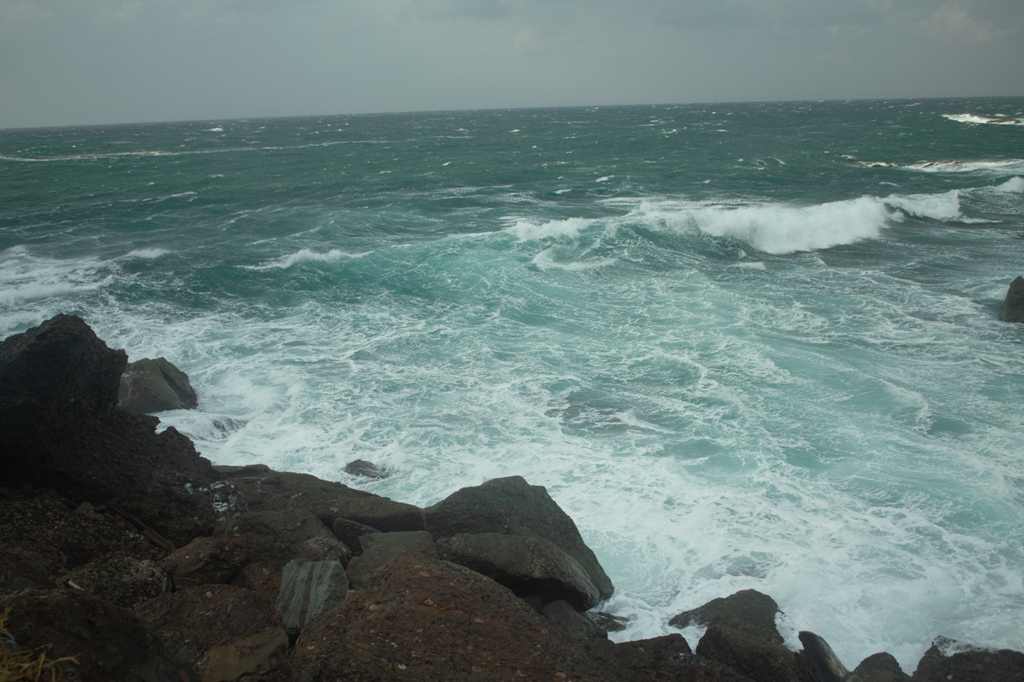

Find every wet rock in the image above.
[214,463,422,531]
[62,556,170,609]
[0,315,222,546]
[0,548,55,594]
[1000,276,1024,323]
[588,610,630,633]
[798,631,848,682]
[424,475,614,600]
[275,559,349,637]
[215,507,351,568]
[344,458,390,479]
[671,589,784,645]
[344,530,437,587]
[161,534,250,587]
[330,516,379,555]
[437,532,601,611]
[118,356,198,414]
[134,583,289,682]
[542,599,607,641]
[853,651,910,681]
[1,588,199,682]
[698,624,818,682]
[911,636,1024,681]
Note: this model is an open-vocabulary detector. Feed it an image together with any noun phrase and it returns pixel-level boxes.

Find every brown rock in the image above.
[1,588,199,682]
[62,557,170,609]
[134,583,290,681]
[697,624,818,682]
[330,516,380,555]
[0,548,55,594]
[671,589,785,645]
[215,508,351,568]
[344,530,437,587]
[163,534,249,587]
[853,651,910,681]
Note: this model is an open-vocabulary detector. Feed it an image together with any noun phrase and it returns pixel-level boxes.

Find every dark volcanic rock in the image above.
[161,534,250,587]
[118,356,199,414]
[437,531,601,611]
[854,651,910,681]
[62,556,170,609]
[216,508,351,569]
[215,463,423,531]
[134,583,289,681]
[424,475,614,600]
[344,530,437,587]
[542,599,608,641]
[798,630,848,682]
[1000,276,1024,323]
[344,458,390,479]
[671,589,785,645]
[698,624,818,682]
[0,548,55,594]
[1,588,199,682]
[911,636,1024,681]
[330,516,380,555]
[0,315,223,546]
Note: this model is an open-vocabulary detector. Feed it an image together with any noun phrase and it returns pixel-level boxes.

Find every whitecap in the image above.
[506,217,595,242]
[596,176,613,183]
[246,248,366,270]
[993,176,1024,193]
[124,248,170,259]
[532,247,616,272]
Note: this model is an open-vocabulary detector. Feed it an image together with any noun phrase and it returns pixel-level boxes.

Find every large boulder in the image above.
[1000,276,1024,323]
[215,508,351,568]
[671,589,784,645]
[437,532,601,611]
[854,651,910,681]
[424,476,613,600]
[344,531,437,587]
[161,534,250,587]
[911,636,1024,681]
[1,588,199,682]
[118,357,198,414]
[0,315,224,546]
[275,559,349,637]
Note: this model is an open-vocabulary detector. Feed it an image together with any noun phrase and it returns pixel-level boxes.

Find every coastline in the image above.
[2,314,1022,682]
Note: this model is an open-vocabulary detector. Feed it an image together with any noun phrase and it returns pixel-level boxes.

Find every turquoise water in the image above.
[2,98,1023,670]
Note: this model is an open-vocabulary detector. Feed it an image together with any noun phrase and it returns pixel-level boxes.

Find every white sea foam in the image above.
[124,248,170,259]
[943,113,1023,126]
[532,247,617,272]
[993,176,1024,193]
[247,248,366,270]
[507,217,595,241]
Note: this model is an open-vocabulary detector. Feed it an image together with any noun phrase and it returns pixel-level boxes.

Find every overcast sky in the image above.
[1,0,1022,128]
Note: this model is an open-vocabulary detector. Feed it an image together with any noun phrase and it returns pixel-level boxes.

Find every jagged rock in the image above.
[698,624,818,682]
[118,356,198,414]
[293,553,738,682]
[588,610,630,633]
[542,599,607,641]
[437,532,601,611]
[799,631,848,682]
[344,458,390,479]
[0,496,162,574]
[1000,276,1024,323]
[853,651,909,681]
[214,463,423,531]
[1,588,199,682]
[162,534,250,587]
[0,548,55,594]
[911,636,1024,681]
[134,583,290,681]
[344,531,437,587]
[331,517,379,555]
[424,475,613,600]
[62,557,170,609]
[0,315,222,546]
[275,559,349,637]
[215,508,351,568]
[671,589,784,645]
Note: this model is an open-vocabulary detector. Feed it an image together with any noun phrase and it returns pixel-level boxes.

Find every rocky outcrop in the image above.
[344,530,437,587]
[672,589,784,644]
[275,560,349,637]
[911,636,1024,681]
[344,458,390,479]
[118,356,199,414]
[424,475,614,601]
[1000,276,1024,322]
[0,315,225,546]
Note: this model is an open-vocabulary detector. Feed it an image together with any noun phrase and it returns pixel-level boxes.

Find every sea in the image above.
[2,98,1023,671]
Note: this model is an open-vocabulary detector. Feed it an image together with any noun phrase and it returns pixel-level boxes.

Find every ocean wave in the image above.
[853,159,1024,174]
[532,247,616,272]
[246,248,367,270]
[942,113,1023,126]
[993,176,1024,193]
[123,248,170,260]
[506,217,596,241]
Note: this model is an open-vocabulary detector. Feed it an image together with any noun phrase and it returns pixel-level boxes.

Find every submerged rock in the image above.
[118,356,198,414]
[1000,276,1024,323]
[343,458,390,479]
[911,636,1024,681]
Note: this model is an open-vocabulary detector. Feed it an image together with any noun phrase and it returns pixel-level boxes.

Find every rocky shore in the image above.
[2,314,1022,681]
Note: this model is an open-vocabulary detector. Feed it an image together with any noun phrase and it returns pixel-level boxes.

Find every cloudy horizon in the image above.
[1,0,1022,129]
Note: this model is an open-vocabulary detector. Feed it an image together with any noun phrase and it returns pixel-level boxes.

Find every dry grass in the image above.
[0,607,78,682]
